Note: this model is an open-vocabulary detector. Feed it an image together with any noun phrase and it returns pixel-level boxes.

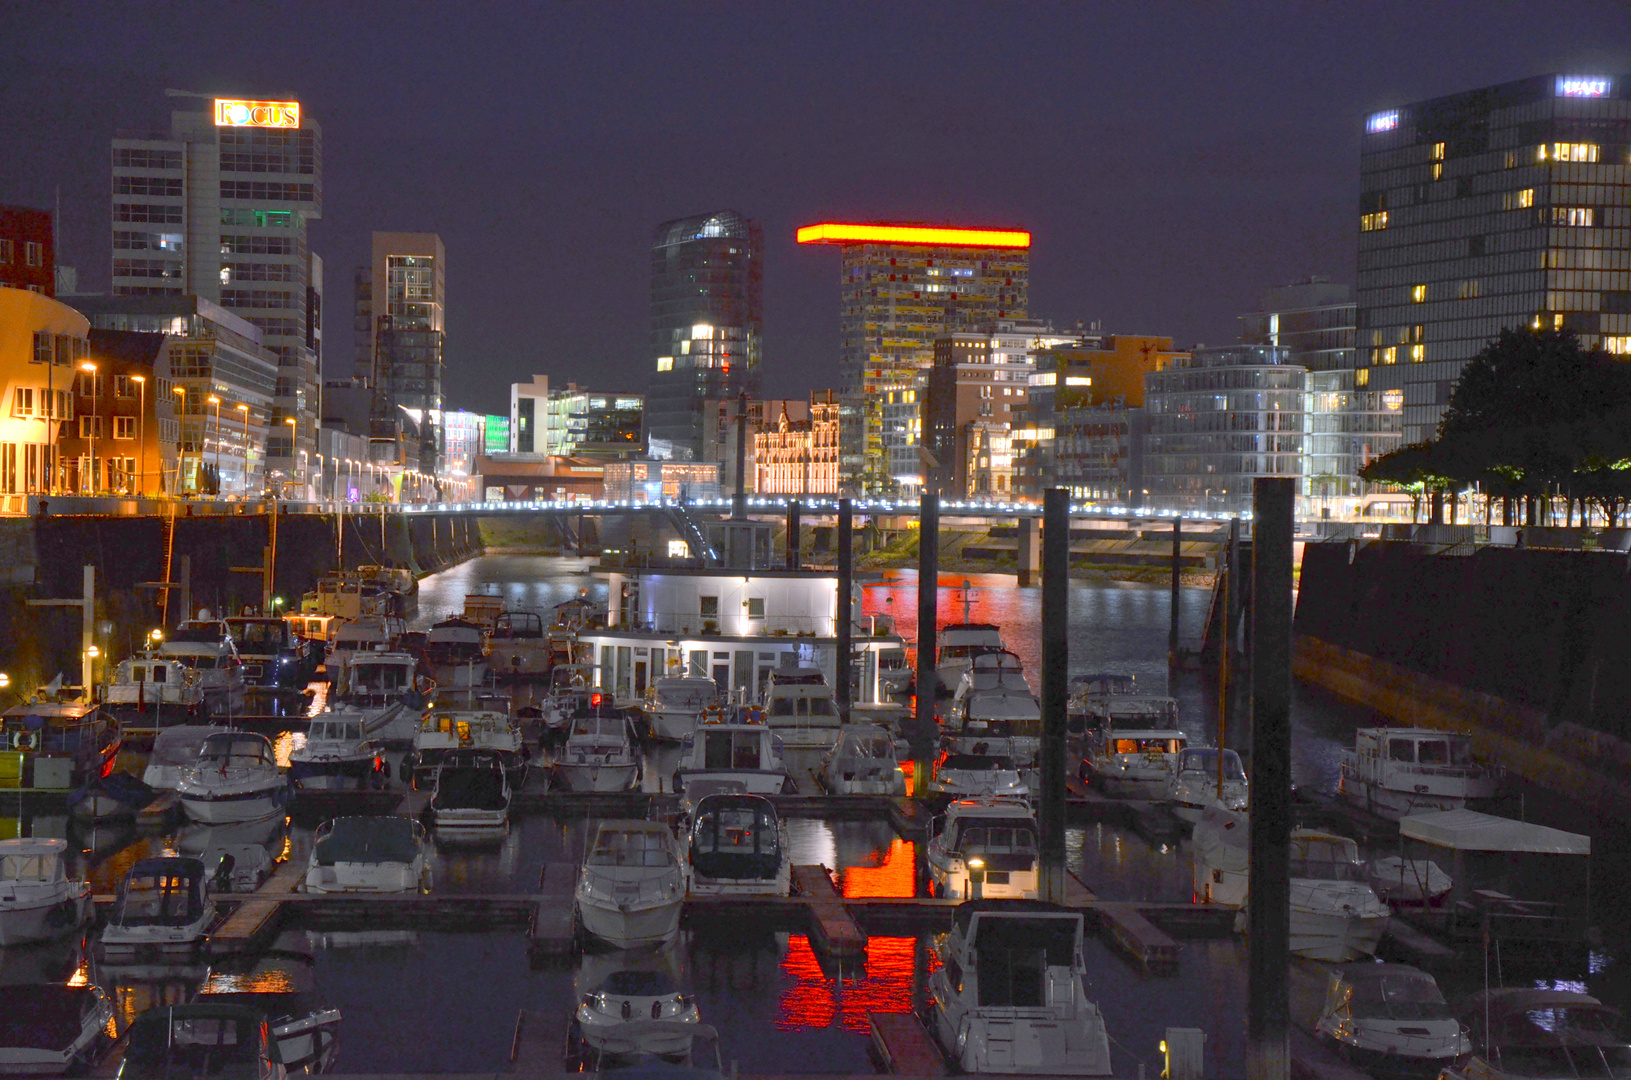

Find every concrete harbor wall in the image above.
[1295,540,1631,819]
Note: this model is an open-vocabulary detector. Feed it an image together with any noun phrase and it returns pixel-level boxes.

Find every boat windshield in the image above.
[840,735,895,760]
[1353,972,1453,1021]
[352,663,410,693]
[960,825,1037,854]
[589,830,674,867]
[0,851,59,881]
[1111,738,1182,755]
[701,729,764,770]
[657,683,713,708]
[1178,749,1247,781]
[693,805,779,858]
[116,874,204,926]
[228,621,285,650]
[311,721,363,742]
[571,715,626,740]
[125,1014,261,1079]
[170,625,224,644]
[1290,858,1366,882]
[768,695,836,717]
[940,754,1016,771]
[200,735,270,766]
[599,970,679,997]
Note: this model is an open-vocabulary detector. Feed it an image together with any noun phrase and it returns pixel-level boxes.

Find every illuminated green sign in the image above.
[484,415,510,454]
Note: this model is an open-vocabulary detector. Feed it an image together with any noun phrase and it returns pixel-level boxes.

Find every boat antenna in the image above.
[961,580,973,623]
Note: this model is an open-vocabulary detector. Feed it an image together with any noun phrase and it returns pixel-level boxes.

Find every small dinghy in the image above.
[0,983,112,1075]
[67,771,155,822]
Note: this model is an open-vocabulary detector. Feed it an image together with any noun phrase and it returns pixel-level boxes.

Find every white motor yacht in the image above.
[411,702,525,784]
[176,731,288,824]
[289,715,384,791]
[947,651,1041,784]
[1340,727,1504,820]
[762,665,841,749]
[930,745,1030,801]
[928,900,1113,1076]
[1163,747,1249,823]
[645,676,718,742]
[0,838,92,946]
[542,663,599,735]
[574,820,685,947]
[103,655,210,730]
[97,856,216,959]
[323,616,405,676]
[1315,963,1469,1076]
[428,750,512,835]
[820,724,906,795]
[0,983,112,1075]
[574,968,700,1061]
[1067,672,1138,735]
[329,647,427,744]
[672,713,790,797]
[158,620,247,714]
[304,816,431,894]
[557,708,641,793]
[685,793,790,896]
[1445,988,1630,1080]
[926,798,1039,900]
[142,726,215,792]
[934,623,1006,696]
[1080,722,1186,800]
[225,615,320,688]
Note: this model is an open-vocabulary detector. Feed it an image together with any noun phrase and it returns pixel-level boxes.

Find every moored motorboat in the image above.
[574,820,684,947]
[0,699,121,793]
[929,744,1030,801]
[644,676,717,742]
[410,702,525,785]
[103,655,210,736]
[488,611,552,679]
[556,708,641,793]
[141,726,215,792]
[925,797,1039,900]
[1079,714,1186,800]
[927,900,1113,1075]
[158,619,247,714]
[1444,988,1629,1080]
[761,665,841,749]
[0,983,113,1076]
[289,716,384,791]
[672,712,790,797]
[328,647,427,745]
[428,749,512,836]
[1163,747,1249,823]
[176,731,288,824]
[97,856,215,960]
[118,999,341,1080]
[1367,855,1453,907]
[573,968,700,1062]
[819,724,906,795]
[0,838,93,946]
[226,614,320,688]
[947,651,1041,783]
[304,815,430,894]
[1314,963,1469,1076]
[1339,727,1504,820]
[542,664,599,736]
[684,793,789,896]
[423,617,489,671]
[934,622,1005,696]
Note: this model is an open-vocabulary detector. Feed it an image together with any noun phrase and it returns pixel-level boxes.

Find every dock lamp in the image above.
[967,856,985,901]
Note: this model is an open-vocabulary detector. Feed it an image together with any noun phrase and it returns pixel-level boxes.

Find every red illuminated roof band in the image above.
[796,223,1031,249]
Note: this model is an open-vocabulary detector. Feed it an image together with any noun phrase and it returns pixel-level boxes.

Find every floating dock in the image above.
[869,1012,946,1075]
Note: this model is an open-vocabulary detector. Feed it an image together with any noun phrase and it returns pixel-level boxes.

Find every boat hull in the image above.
[648,710,698,742]
[576,896,682,947]
[1288,907,1389,962]
[0,893,91,946]
[1338,777,1480,821]
[556,763,639,793]
[178,785,287,824]
[290,757,379,791]
[674,769,787,796]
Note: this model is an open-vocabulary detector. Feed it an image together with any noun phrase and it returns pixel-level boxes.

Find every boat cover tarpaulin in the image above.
[0,984,94,1049]
[1400,809,1590,855]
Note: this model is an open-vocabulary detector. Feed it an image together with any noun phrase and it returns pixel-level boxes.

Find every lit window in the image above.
[1378,346,1398,365]
[1360,211,1389,232]
[1605,336,1631,355]
[1552,143,1600,163]
[691,324,713,340]
[1431,142,1445,161]
[1410,345,1425,363]
[1383,390,1404,410]
[655,356,673,372]
[1064,376,1092,386]
[1366,110,1400,133]
[1412,325,1424,342]
[1411,285,1427,303]
[1505,151,1517,169]
[1432,163,1443,180]
[1029,372,1057,387]
[1356,368,1370,387]
[1504,189,1534,210]
[114,416,135,439]
[1550,207,1594,227]
[1458,280,1482,300]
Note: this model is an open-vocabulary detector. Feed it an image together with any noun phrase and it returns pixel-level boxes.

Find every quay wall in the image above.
[1295,540,1631,819]
[0,510,483,689]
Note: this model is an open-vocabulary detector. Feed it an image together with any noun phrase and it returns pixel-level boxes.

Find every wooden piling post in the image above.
[836,498,853,721]
[1039,489,1069,903]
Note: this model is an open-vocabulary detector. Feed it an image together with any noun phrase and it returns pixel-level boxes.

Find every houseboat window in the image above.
[152,665,166,683]
[1388,739,1415,762]
[0,852,57,880]
[807,697,836,716]
[700,596,719,618]
[770,698,795,716]
[961,826,1036,853]
[1417,740,1449,765]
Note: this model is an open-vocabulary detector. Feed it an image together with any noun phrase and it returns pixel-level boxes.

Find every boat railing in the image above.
[620,612,830,636]
[1351,758,1507,781]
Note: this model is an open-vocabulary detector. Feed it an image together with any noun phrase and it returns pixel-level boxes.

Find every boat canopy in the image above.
[0,836,67,881]
[1400,809,1590,855]
[312,817,420,866]
[588,821,675,867]
[1334,964,1453,1021]
[114,857,209,926]
[123,1003,275,1078]
[150,726,215,768]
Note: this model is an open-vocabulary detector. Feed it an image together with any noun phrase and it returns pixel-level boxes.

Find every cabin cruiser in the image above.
[1067,673,1139,733]
[324,616,405,677]
[97,857,216,959]
[488,611,552,679]
[1314,963,1469,1076]
[1444,988,1630,1080]
[0,838,92,946]
[303,570,394,622]
[176,731,288,824]
[142,726,214,792]
[876,641,911,696]
[0,699,121,792]
[1075,691,1177,747]
[1192,809,1390,961]
[556,708,641,793]
[574,820,685,947]
[175,814,285,893]
[947,651,1041,784]
[411,702,525,785]
[926,798,1039,900]
[645,676,718,742]
[543,664,599,735]
[119,999,342,1080]
[819,724,906,795]
[672,713,790,797]
[68,771,156,821]
[103,655,209,732]
[1079,721,1186,800]
[359,563,418,618]
[935,623,1005,696]
[289,716,384,791]
[225,615,319,688]
[928,900,1113,1075]
[304,816,431,894]
[930,744,1030,801]
[574,968,701,1061]
[159,620,247,714]
[685,793,790,896]
[0,983,112,1076]
[428,749,511,835]
[1163,747,1249,823]
[1340,727,1504,820]
[423,617,488,669]
[328,647,427,744]
[762,665,841,748]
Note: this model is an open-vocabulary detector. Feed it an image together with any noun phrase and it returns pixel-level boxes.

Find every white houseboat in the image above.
[1339,727,1504,820]
[0,837,92,946]
[761,664,841,748]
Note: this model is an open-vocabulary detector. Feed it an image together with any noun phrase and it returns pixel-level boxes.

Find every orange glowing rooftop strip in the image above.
[796,223,1031,249]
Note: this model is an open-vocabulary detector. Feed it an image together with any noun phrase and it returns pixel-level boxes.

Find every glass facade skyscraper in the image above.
[1358,73,1631,443]
[645,211,762,461]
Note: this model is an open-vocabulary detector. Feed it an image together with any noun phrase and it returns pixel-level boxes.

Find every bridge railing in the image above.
[611,612,834,637]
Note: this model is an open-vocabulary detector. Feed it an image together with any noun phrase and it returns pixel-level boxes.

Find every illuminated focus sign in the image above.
[1383,390,1404,411]
[796,223,1031,249]
[1366,110,1400,134]
[214,99,300,129]
[1557,76,1610,98]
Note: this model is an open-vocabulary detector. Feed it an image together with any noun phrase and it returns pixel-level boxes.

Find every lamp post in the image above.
[284,417,296,499]
[78,361,99,494]
[207,395,221,495]
[130,375,146,497]
[234,403,250,496]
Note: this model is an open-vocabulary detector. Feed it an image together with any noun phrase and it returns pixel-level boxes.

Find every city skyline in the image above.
[2,2,1626,417]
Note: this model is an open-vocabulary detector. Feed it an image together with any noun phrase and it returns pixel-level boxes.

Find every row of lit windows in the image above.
[0,239,44,267]
[112,147,183,170]
[114,175,182,197]
[223,262,295,283]
[219,288,297,309]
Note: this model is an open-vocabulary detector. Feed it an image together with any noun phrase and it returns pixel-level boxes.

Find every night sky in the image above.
[3,2,1627,415]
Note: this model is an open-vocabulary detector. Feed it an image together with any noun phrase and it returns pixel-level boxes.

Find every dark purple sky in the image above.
[4,2,1627,415]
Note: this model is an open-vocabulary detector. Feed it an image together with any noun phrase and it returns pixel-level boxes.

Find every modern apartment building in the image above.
[922,333,1032,496]
[796,223,1030,492]
[0,206,53,295]
[355,232,445,472]
[1358,73,1631,443]
[645,211,762,461]
[111,95,322,492]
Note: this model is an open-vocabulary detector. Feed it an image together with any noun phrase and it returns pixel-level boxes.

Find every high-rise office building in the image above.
[1358,73,1631,444]
[796,223,1030,492]
[645,211,762,461]
[355,232,445,472]
[111,96,322,493]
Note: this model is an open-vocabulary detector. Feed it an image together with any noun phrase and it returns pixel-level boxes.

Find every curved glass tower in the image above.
[645,211,763,460]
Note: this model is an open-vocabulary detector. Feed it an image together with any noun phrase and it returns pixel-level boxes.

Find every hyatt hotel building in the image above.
[1357,73,1631,443]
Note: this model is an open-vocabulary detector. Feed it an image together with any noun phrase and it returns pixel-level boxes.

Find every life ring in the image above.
[11,732,37,750]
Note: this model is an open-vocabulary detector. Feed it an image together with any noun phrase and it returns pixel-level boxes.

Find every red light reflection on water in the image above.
[864,571,1039,674]
[840,837,916,899]
[777,935,919,1032]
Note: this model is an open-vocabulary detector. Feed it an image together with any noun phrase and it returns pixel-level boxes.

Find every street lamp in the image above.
[172,386,187,493]
[207,395,221,495]
[235,403,250,495]
[79,361,98,493]
[284,418,296,499]
[131,374,146,497]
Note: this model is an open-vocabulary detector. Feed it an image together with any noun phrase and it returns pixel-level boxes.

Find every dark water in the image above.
[5,555,1627,1078]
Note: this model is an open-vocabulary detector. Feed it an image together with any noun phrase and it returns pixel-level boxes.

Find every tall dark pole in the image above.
[1248,478,1294,1080]
[733,389,748,520]
[786,499,802,571]
[1168,516,1183,663]
[1039,489,1069,903]
[836,498,853,721]
[912,491,940,790]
